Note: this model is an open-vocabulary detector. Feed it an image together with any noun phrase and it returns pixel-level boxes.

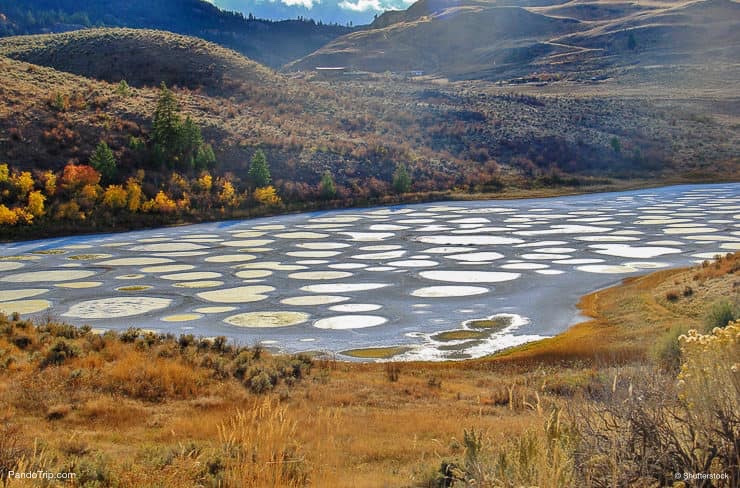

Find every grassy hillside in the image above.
[0,253,735,485]
[290,0,740,81]
[0,0,353,67]
[0,28,737,238]
[0,28,277,94]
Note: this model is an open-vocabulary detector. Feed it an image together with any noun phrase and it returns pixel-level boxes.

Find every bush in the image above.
[40,339,80,368]
[653,323,687,372]
[120,327,141,343]
[248,371,274,394]
[11,335,32,350]
[705,300,737,330]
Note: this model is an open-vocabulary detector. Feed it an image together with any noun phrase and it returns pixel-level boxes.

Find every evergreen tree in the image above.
[248,150,271,188]
[152,82,181,167]
[89,141,117,182]
[319,171,336,200]
[180,116,204,169]
[150,83,214,171]
[628,32,637,50]
[392,162,412,194]
[195,144,216,170]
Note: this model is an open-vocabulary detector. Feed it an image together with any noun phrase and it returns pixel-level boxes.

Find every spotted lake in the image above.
[1,183,738,360]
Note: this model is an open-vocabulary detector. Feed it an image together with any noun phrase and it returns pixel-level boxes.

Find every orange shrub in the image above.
[60,164,101,193]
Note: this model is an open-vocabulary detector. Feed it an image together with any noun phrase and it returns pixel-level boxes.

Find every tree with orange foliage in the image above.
[60,164,101,193]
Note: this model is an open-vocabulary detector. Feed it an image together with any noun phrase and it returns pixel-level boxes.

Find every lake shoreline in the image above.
[2,182,737,358]
[2,175,730,244]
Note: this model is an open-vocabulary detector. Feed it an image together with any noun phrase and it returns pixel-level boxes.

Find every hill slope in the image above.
[0,0,352,67]
[0,28,736,240]
[289,0,740,80]
[0,29,277,94]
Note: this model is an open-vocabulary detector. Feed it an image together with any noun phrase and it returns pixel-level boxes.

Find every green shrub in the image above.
[120,327,141,343]
[705,300,737,330]
[40,339,80,368]
[653,323,687,372]
[248,371,274,394]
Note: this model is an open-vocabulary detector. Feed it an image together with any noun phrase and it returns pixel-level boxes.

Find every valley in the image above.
[0,0,737,485]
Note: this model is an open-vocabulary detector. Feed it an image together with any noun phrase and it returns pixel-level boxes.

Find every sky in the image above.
[212,0,415,25]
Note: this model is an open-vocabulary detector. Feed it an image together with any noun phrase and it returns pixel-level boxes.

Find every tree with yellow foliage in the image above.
[78,183,101,210]
[26,190,45,218]
[12,207,33,225]
[103,185,128,210]
[55,201,84,221]
[218,180,239,208]
[11,171,34,198]
[195,172,213,193]
[125,178,143,213]
[41,170,57,196]
[0,163,9,184]
[144,191,177,213]
[0,204,18,225]
[253,186,282,206]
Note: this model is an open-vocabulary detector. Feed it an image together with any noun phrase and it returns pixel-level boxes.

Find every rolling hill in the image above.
[0,28,736,184]
[0,28,277,94]
[0,0,353,67]
[0,27,736,239]
[288,0,740,80]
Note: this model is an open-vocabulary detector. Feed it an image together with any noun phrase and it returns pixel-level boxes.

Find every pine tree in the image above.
[248,150,271,188]
[152,82,181,167]
[319,171,336,200]
[150,83,215,171]
[195,144,216,170]
[180,116,204,169]
[89,141,117,182]
[392,162,412,194]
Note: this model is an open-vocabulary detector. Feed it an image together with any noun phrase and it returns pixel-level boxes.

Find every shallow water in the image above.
[1,183,738,360]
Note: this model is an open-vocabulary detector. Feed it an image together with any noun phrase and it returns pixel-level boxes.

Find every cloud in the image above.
[281,0,318,7]
[338,0,382,11]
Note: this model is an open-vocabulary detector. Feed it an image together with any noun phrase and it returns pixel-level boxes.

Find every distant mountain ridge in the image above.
[0,0,353,67]
[289,0,740,80]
